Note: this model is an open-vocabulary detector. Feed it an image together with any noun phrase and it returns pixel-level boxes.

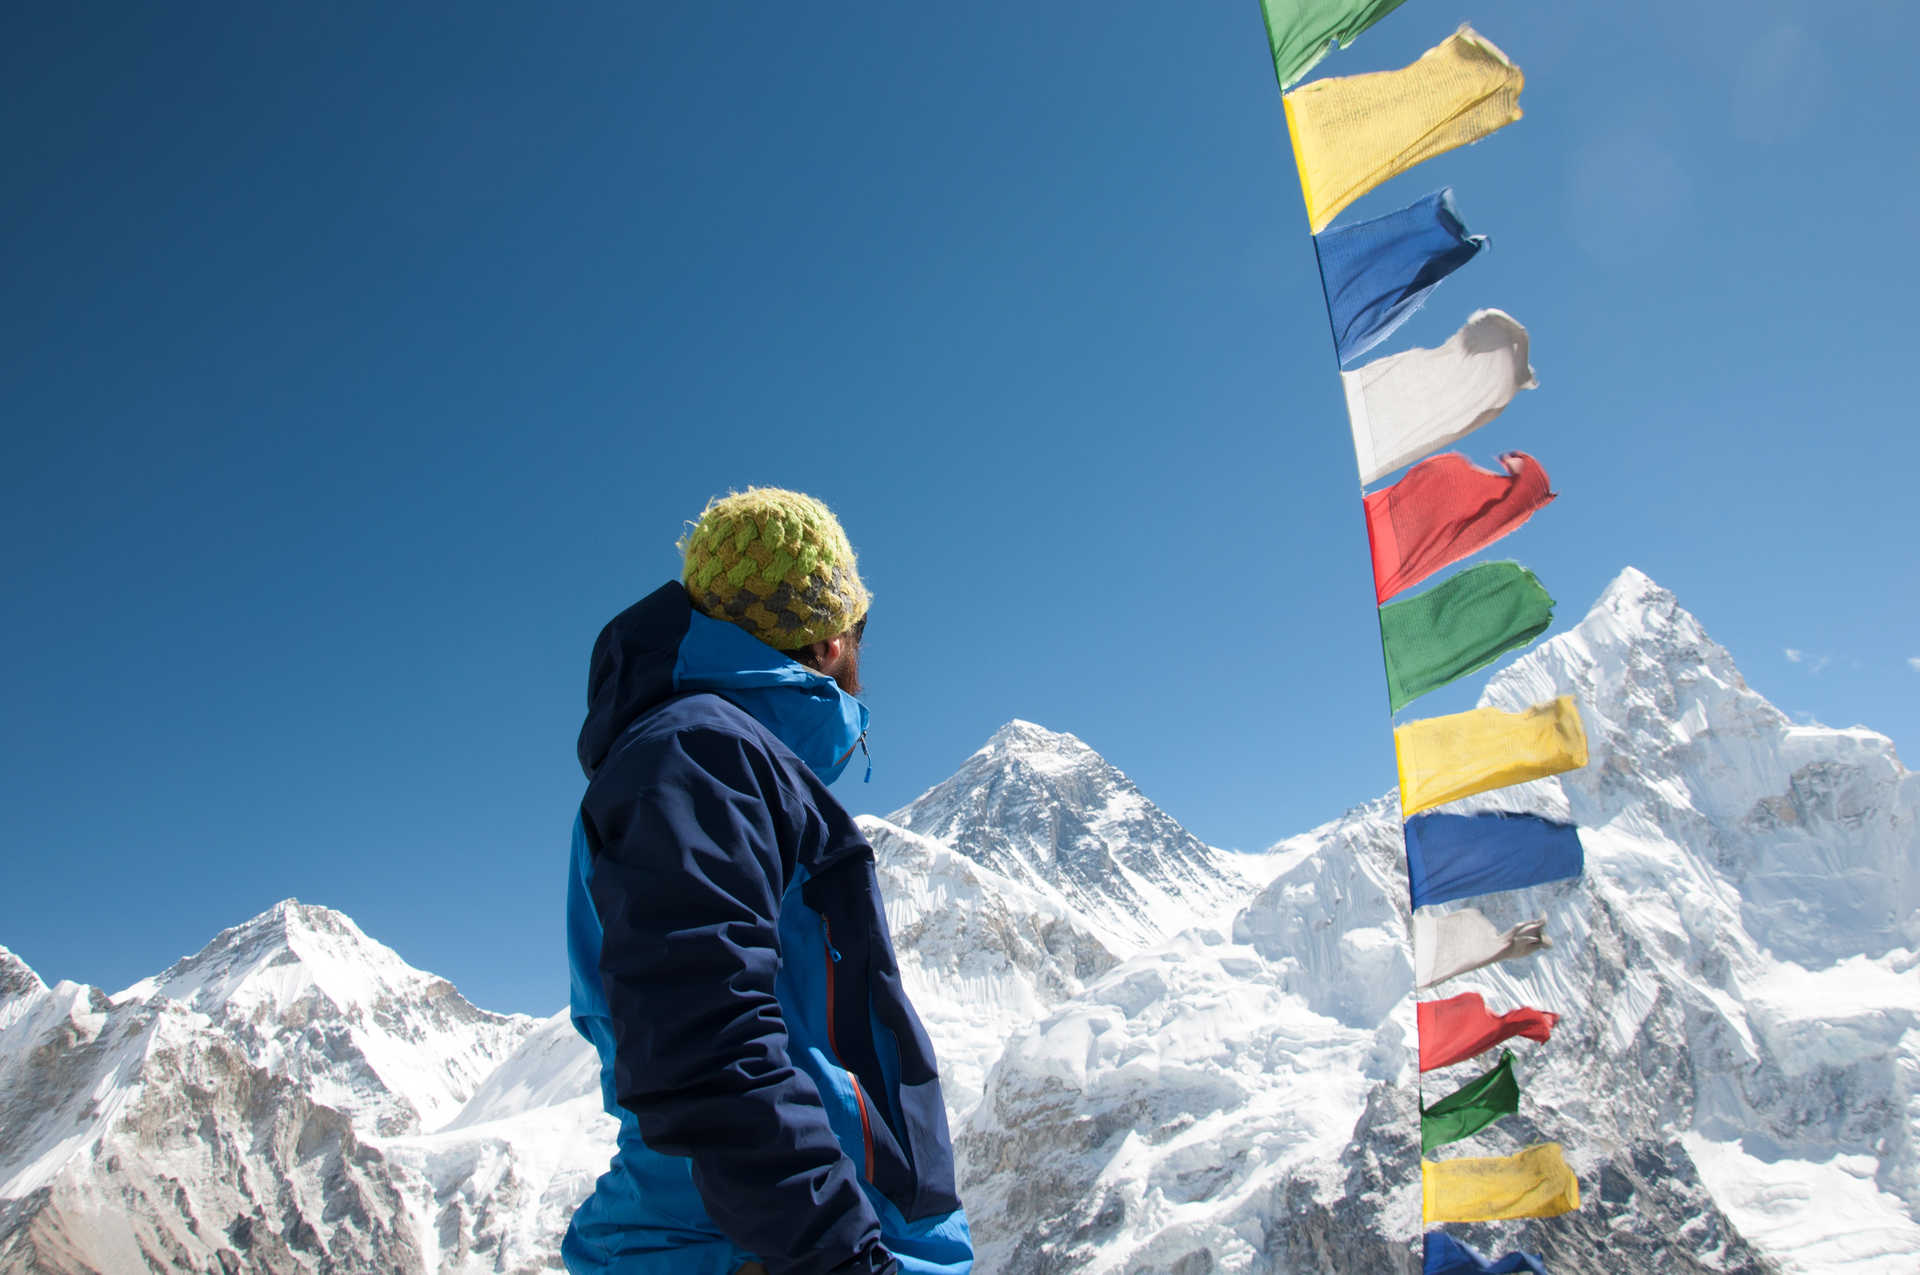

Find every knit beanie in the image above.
[680,487,872,651]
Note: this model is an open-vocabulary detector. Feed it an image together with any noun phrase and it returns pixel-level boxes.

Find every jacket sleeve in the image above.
[584,722,883,1275]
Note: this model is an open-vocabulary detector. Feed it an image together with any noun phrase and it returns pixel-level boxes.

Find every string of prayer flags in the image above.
[1404,811,1584,909]
[1379,562,1554,711]
[1345,310,1536,485]
[1258,0,1412,90]
[1423,1231,1548,1275]
[1253,5,1585,1234]
[1397,696,1589,817]
[1423,1143,1580,1223]
[1419,993,1558,1072]
[1317,189,1486,364]
[1422,1050,1522,1152]
[1414,908,1549,988]
[1284,26,1524,232]
[1366,451,1552,600]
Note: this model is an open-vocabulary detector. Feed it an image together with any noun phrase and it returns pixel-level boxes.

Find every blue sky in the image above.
[4,0,1914,1017]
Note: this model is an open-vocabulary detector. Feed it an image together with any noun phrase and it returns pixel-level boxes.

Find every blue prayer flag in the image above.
[1316,189,1486,364]
[1405,812,1583,909]
[1424,1230,1548,1274]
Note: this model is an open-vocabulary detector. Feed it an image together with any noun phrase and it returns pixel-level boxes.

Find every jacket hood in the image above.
[578,581,870,784]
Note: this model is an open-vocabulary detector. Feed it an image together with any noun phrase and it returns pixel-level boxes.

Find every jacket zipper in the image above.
[821,919,876,1183]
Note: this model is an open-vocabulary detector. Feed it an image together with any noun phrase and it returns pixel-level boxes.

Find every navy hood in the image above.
[578,583,693,780]
[578,581,871,785]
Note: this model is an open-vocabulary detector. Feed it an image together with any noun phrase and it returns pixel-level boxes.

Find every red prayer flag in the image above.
[1364,451,1554,603]
[1419,991,1558,1072]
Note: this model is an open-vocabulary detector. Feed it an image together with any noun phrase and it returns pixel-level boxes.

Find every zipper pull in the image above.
[859,732,872,783]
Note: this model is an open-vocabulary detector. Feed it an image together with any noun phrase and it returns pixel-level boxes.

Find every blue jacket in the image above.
[564,582,973,1275]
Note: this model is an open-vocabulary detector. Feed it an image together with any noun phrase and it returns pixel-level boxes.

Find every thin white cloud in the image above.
[1784,648,1832,674]
[1909,656,1920,673]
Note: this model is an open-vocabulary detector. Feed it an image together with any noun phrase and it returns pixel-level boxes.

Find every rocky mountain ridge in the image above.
[3,568,1916,1273]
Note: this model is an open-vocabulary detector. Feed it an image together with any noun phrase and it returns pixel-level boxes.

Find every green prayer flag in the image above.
[1258,0,1412,89]
[1422,1050,1522,1152]
[1379,562,1554,711]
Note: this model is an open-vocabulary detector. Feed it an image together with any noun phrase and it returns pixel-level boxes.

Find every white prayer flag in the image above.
[1343,309,1537,485]
[1414,907,1551,988]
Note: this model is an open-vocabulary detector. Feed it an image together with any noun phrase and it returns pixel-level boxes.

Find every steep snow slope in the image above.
[864,815,1124,1113]
[381,1012,612,1275]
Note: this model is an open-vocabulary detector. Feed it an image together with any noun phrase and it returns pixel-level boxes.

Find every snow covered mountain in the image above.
[3,567,1915,1273]
[0,906,611,1274]
[956,568,1918,1274]
[864,720,1282,1111]
[883,719,1278,953]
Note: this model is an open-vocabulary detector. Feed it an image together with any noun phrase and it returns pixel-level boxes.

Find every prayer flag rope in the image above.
[1254,2,1593,1259]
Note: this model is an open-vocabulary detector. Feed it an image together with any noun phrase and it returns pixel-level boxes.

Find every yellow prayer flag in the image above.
[1282,25,1523,233]
[1396,695,1588,817]
[1423,1142,1581,1222]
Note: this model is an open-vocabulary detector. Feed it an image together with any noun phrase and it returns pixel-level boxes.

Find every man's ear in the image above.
[804,635,844,669]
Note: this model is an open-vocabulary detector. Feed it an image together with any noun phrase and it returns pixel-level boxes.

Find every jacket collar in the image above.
[673,607,870,784]
[577,581,869,785]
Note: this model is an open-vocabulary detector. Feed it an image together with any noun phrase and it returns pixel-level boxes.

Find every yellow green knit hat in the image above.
[680,487,871,650]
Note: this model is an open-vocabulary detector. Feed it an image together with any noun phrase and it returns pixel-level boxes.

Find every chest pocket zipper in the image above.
[821,919,877,1183]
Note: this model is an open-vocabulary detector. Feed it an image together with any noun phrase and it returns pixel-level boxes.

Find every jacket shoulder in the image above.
[607,692,784,770]
[585,694,809,830]
[586,692,869,871]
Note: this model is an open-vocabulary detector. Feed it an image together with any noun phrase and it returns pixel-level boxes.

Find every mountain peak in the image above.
[117,898,398,1007]
[1581,566,1714,652]
[114,898,532,1137]
[1480,564,1753,724]
[905,720,1128,829]
[1598,562,1659,603]
[233,896,354,944]
[976,719,1096,764]
[1468,568,1916,965]
[888,722,1254,953]
[0,944,46,1008]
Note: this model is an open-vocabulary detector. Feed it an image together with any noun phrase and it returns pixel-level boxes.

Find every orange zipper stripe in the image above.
[848,1074,877,1181]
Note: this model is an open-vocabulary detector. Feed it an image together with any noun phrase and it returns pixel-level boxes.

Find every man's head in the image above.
[680,487,870,694]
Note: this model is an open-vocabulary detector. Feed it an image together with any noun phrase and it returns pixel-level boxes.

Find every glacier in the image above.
[2,567,1915,1273]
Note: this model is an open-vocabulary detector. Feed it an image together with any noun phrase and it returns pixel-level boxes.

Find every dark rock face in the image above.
[0,1031,423,1274]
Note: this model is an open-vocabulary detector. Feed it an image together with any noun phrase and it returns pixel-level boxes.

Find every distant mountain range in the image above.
[3,569,1915,1273]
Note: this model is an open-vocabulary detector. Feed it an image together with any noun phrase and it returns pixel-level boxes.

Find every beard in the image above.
[789,636,863,697]
[824,640,862,697]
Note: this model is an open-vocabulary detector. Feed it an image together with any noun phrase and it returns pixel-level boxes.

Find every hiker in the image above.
[563,488,974,1275]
